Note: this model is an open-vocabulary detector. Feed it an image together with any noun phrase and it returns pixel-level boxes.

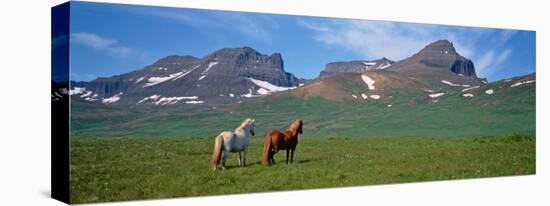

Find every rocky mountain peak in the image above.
[150,55,200,70]
[419,40,457,55]
[207,47,285,71]
[209,47,260,60]
[318,58,394,79]
[70,46,301,106]
[409,40,476,77]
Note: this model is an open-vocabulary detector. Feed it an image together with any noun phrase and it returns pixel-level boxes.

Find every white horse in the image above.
[211,118,255,170]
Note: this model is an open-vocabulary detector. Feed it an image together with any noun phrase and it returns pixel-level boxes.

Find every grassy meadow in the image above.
[70,135,535,203]
[69,77,535,203]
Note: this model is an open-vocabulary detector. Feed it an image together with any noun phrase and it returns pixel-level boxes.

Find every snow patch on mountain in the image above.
[429,92,445,98]
[143,72,184,87]
[153,96,199,105]
[377,63,392,69]
[80,91,93,98]
[441,80,470,87]
[361,75,375,90]
[241,89,261,98]
[137,94,161,104]
[361,93,368,99]
[102,92,123,104]
[485,89,494,95]
[248,77,296,95]
[203,61,218,74]
[173,64,200,81]
[69,87,86,95]
[510,80,535,88]
[369,94,380,100]
[257,88,269,95]
[85,97,98,101]
[85,93,99,101]
[135,77,145,83]
[196,62,218,81]
[461,86,480,92]
[185,101,204,104]
[462,93,474,97]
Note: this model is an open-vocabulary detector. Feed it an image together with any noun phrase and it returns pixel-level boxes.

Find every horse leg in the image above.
[243,148,247,167]
[269,149,274,165]
[237,151,242,167]
[271,149,277,165]
[221,150,228,170]
[290,148,295,164]
[286,150,290,164]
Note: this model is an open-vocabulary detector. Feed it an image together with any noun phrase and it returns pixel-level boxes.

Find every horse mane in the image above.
[236,118,253,132]
[287,120,303,136]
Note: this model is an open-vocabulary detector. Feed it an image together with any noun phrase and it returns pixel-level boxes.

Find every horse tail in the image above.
[211,134,224,170]
[261,134,272,165]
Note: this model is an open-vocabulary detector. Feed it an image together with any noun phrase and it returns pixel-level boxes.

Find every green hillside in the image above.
[70,78,535,138]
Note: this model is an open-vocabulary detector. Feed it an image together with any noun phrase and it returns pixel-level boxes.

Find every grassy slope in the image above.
[69,82,536,203]
[71,82,535,138]
[70,135,535,203]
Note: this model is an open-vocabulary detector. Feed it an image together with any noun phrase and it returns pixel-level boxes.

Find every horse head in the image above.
[248,118,255,136]
[292,119,303,135]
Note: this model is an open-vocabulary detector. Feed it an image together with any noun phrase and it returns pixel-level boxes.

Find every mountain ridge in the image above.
[70,47,301,106]
[65,40,529,107]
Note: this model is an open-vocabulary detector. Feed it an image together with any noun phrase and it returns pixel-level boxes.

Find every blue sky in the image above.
[69,2,535,82]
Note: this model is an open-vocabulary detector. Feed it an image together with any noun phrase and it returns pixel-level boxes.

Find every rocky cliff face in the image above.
[386,40,484,86]
[202,47,298,87]
[319,58,394,79]
[71,47,301,105]
[412,40,477,78]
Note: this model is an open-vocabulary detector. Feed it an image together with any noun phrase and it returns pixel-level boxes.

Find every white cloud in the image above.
[300,19,522,80]
[499,30,518,43]
[475,48,513,78]
[71,33,116,49]
[496,48,513,64]
[141,9,273,43]
[475,51,495,76]
[71,32,133,57]
[300,19,477,61]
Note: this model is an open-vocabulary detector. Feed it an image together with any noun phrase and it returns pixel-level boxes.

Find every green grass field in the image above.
[70,135,535,203]
[68,79,535,203]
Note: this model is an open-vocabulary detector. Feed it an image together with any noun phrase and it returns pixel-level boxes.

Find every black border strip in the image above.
[51,2,71,204]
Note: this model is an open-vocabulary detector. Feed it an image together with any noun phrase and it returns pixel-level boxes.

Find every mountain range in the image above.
[69,47,302,105]
[64,39,535,138]
[64,39,517,107]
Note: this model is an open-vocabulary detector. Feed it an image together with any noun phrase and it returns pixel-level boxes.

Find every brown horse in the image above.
[261,120,303,165]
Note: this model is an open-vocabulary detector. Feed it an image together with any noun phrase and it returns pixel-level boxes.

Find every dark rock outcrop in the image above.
[318,58,394,79]
[413,40,477,78]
